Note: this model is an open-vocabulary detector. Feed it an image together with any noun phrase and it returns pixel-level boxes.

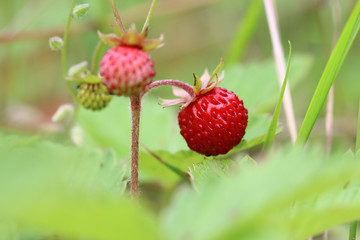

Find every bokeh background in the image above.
[0,0,359,151]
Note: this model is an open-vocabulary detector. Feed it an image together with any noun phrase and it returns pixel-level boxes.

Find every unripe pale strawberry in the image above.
[178,87,247,156]
[100,46,155,96]
[77,83,112,111]
[99,25,163,96]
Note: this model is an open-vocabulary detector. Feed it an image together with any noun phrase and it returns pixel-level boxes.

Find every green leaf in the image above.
[263,41,292,150]
[223,55,312,113]
[225,0,262,64]
[296,1,360,145]
[0,134,161,240]
[162,146,360,240]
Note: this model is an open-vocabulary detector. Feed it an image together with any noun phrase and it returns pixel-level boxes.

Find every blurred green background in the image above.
[0,0,359,148]
[1,1,360,239]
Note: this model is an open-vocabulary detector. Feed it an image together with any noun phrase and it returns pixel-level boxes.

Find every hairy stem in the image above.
[110,0,125,33]
[140,79,195,99]
[62,0,78,102]
[129,80,193,198]
[130,95,141,200]
[141,0,158,34]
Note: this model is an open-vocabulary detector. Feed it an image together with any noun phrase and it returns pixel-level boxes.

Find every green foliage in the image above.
[0,133,160,240]
[263,42,292,150]
[296,0,360,145]
[162,146,360,240]
[225,0,263,64]
[223,55,313,113]
[356,99,360,152]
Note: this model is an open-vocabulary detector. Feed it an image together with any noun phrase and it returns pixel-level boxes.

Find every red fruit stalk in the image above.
[101,0,163,199]
[178,87,247,156]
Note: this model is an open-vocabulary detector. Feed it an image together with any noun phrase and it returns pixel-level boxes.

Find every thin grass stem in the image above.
[263,0,297,143]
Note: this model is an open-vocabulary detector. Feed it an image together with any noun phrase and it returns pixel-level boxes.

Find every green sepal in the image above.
[68,61,88,77]
[193,73,202,95]
[98,31,120,47]
[120,24,142,46]
[209,58,224,82]
[114,24,123,39]
[65,77,83,83]
[142,34,164,51]
[83,72,103,84]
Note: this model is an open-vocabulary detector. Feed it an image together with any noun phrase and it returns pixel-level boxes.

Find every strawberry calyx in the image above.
[160,59,225,109]
[65,61,103,84]
[98,24,164,51]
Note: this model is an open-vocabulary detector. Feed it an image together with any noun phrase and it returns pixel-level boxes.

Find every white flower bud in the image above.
[72,4,90,19]
[49,36,64,51]
[51,104,75,123]
[70,125,84,146]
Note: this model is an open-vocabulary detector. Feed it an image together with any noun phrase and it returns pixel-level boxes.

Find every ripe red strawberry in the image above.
[99,25,163,96]
[100,46,155,96]
[178,87,247,156]
[160,60,248,156]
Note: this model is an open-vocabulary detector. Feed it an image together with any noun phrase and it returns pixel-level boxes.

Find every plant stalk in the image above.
[62,0,78,102]
[128,79,194,198]
[91,40,104,74]
[349,220,357,240]
[263,0,297,143]
[110,0,126,33]
[130,95,141,199]
[140,79,195,99]
[141,0,158,34]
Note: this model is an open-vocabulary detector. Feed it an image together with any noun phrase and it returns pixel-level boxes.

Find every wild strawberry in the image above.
[77,82,112,111]
[178,87,247,156]
[161,60,248,156]
[100,45,155,96]
[99,25,163,96]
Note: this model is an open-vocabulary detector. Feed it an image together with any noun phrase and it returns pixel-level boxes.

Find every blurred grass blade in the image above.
[356,99,360,152]
[141,143,191,183]
[225,0,262,64]
[349,221,357,240]
[263,41,292,150]
[296,0,360,145]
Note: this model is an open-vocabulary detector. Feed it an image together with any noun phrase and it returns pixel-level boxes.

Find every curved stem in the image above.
[62,0,78,102]
[130,95,141,200]
[110,0,125,33]
[141,0,158,34]
[62,0,76,77]
[91,40,104,74]
[140,79,195,99]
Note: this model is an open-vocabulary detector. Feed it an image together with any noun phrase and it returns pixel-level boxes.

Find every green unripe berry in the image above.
[77,83,112,111]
